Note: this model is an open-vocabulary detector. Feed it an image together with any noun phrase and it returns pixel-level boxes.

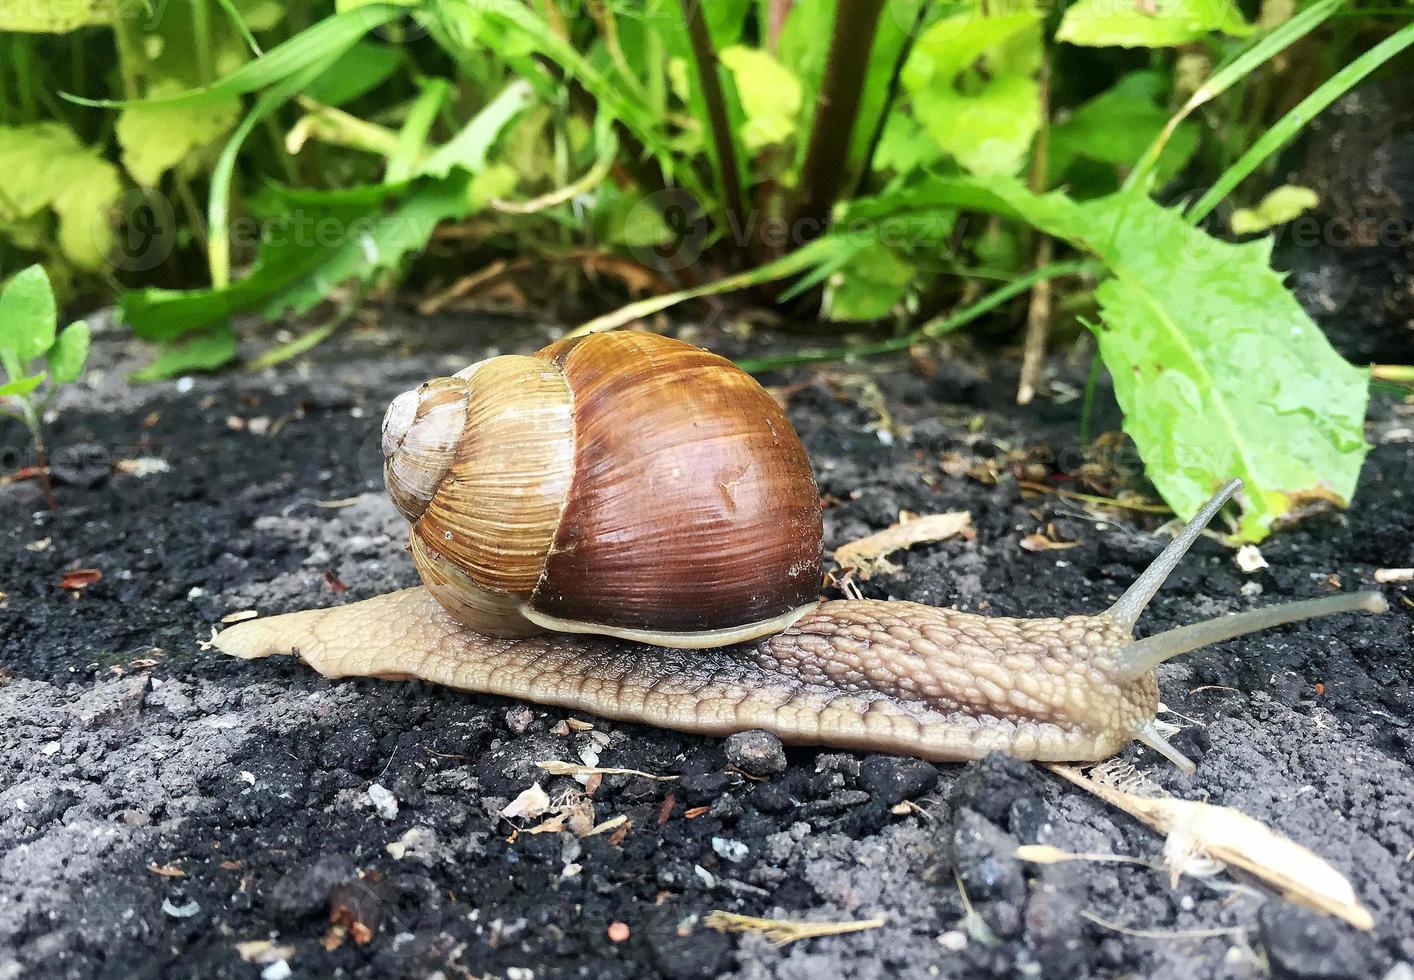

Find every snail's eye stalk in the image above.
[1106,477,1244,630]
[1111,590,1387,683]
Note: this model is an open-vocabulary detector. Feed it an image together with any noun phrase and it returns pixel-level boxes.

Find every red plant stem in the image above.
[677,0,749,264]
[792,0,886,244]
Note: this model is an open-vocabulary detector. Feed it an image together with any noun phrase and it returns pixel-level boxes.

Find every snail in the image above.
[216,331,1387,773]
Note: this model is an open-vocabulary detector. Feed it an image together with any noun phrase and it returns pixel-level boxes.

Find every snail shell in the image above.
[380,332,824,647]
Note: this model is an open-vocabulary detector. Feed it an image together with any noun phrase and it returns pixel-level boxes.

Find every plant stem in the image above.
[677,0,748,261]
[1017,60,1053,406]
[792,0,885,242]
[17,399,56,509]
[853,0,930,198]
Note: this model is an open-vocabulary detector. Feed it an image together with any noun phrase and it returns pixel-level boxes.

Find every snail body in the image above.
[217,332,1387,772]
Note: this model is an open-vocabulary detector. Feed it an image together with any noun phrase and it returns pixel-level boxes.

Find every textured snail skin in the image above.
[215,586,1157,762]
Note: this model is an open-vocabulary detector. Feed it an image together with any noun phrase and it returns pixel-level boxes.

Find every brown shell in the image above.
[390,331,824,642]
[528,332,822,632]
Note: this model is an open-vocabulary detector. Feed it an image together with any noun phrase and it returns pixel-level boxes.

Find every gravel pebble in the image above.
[1260,903,1377,979]
[723,729,787,776]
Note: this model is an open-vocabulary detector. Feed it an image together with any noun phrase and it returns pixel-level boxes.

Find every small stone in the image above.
[748,782,793,813]
[261,962,292,980]
[859,754,939,806]
[504,706,535,735]
[1008,796,1057,845]
[162,897,200,919]
[724,730,787,777]
[949,752,1037,825]
[1260,903,1376,979]
[711,837,749,863]
[368,783,399,820]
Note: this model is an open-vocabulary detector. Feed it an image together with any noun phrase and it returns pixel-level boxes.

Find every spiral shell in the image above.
[381,332,824,647]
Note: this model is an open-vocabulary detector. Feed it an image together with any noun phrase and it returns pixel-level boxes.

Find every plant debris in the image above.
[704,910,886,947]
[833,511,972,578]
[536,760,678,780]
[59,568,102,591]
[501,782,551,820]
[1373,568,1412,583]
[1047,764,1373,929]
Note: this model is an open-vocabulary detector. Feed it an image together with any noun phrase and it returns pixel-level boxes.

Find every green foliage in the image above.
[0,265,91,490]
[0,0,1403,537]
[1057,0,1253,47]
[902,5,1043,177]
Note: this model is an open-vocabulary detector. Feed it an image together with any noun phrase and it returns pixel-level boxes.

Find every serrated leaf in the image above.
[1058,0,1253,47]
[1230,185,1319,235]
[0,0,114,31]
[131,325,238,383]
[848,174,1370,539]
[0,372,45,397]
[0,264,57,362]
[47,321,90,383]
[719,47,802,153]
[1003,187,1366,540]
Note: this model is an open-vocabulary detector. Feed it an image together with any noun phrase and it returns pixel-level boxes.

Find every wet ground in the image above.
[1,300,1412,979]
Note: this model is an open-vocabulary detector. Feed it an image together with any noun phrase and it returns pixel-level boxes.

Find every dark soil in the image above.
[2,305,1411,980]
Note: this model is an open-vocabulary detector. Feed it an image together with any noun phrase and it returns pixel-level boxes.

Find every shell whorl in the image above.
[383,332,825,646]
[382,377,471,523]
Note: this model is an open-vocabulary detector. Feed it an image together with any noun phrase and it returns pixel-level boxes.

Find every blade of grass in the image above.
[208,52,347,288]
[64,4,402,109]
[567,237,847,337]
[246,288,369,370]
[1123,0,1344,193]
[1187,22,1414,223]
[736,260,1099,372]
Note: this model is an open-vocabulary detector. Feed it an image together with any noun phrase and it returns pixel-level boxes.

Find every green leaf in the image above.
[304,40,404,105]
[0,372,45,397]
[1049,71,1198,191]
[0,123,123,269]
[991,185,1366,540]
[902,8,1043,176]
[1229,185,1320,235]
[47,321,90,384]
[1057,0,1253,47]
[825,242,915,321]
[718,47,803,153]
[0,0,114,31]
[117,84,241,185]
[131,325,238,383]
[847,175,1370,539]
[420,80,535,178]
[0,264,57,362]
